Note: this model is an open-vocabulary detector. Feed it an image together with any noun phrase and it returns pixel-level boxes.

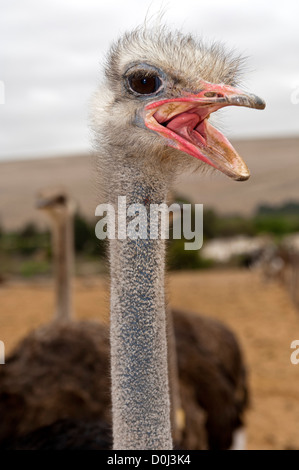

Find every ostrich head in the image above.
[36,189,75,223]
[92,26,265,183]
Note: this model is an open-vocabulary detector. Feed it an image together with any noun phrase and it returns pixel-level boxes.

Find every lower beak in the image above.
[144,80,265,181]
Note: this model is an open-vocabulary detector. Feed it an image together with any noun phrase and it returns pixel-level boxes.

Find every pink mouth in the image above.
[154,106,214,166]
[143,81,265,181]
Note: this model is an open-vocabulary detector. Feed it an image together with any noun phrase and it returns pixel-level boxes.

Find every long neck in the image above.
[107,161,172,450]
[52,211,74,321]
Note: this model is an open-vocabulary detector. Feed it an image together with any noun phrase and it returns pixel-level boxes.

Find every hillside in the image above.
[1,136,298,230]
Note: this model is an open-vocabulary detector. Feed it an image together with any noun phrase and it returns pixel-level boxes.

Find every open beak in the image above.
[144,80,265,181]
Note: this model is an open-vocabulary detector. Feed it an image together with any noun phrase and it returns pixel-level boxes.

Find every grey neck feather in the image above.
[105,156,173,450]
[52,210,74,321]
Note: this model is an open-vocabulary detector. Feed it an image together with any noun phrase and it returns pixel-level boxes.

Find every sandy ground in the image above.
[1,136,299,230]
[0,268,299,450]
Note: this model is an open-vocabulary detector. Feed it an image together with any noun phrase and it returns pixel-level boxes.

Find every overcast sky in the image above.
[1,0,298,161]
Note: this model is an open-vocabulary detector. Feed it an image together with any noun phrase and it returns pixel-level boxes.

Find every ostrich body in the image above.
[92,26,264,450]
[0,309,247,450]
[0,193,247,449]
[0,188,247,448]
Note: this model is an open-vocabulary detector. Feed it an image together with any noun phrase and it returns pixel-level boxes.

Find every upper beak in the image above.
[189,82,265,110]
[144,80,265,181]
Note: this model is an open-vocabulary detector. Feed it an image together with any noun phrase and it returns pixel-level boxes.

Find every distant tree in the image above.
[20,222,39,238]
[256,200,299,216]
[74,212,106,257]
[74,213,92,252]
[203,209,218,239]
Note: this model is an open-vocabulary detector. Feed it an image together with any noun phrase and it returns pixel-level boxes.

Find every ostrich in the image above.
[0,25,264,450]
[0,177,248,449]
[36,188,75,321]
[0,190,247,450]
[91,25,264,450]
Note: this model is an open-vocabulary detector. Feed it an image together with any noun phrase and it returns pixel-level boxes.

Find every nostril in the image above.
[204,91,223,98]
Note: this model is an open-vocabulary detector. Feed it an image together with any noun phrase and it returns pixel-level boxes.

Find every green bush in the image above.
[75,212,106,257]
[254,215,299,236]
[19,260,50,278]
[20,222,39,238]
[167,238,213,270]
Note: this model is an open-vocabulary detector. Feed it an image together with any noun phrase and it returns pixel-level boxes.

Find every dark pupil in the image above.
[129,74,161,94]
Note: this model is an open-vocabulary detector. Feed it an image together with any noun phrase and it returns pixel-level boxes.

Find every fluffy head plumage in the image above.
[105,26,244,90]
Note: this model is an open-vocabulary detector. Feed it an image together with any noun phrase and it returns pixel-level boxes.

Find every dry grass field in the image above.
[1,268,299,450]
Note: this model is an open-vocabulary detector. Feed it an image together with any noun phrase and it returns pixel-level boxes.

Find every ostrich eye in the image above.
[128,73,162,95]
